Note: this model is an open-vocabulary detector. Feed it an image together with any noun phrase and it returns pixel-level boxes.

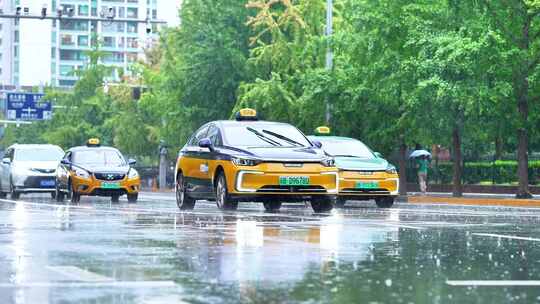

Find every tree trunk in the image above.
[452,126,463,197]
[516,95,531,198]
[398,138,407,196]
[494,136,503,160]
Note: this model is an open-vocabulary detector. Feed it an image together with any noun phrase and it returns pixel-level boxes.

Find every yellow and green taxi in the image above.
[175,109,339,213]
[309,127,399,208]
[55,139,141,203]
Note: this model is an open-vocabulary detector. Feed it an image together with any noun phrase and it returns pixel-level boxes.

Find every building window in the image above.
[127,22,137,33]
[78,5,89,16]
[127,37,138,48]
[152,9,157,19]
[103,36,116,47]
[127,52,137,62]
[78,35,89,46]
[61,34,75,46]
[14,30,19,43]
[14,46,18,57]
[127,7,138,18]
[51,47,56,59]
[60,65,74,76]
[118,7,125,18]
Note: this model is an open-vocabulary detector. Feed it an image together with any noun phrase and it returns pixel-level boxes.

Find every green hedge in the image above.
[407,161,540,185]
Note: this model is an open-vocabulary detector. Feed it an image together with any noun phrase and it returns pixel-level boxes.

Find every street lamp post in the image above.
[325,0,333,124]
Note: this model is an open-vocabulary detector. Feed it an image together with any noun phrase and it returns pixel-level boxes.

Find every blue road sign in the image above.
[6,93,52,121]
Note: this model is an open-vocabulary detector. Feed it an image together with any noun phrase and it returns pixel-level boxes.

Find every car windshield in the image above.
[320,139,375,158]
[223,124,312,147]
[14,147,64,162]
[73,149,126,166]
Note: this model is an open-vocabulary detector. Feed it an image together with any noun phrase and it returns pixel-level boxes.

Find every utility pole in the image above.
[158,141,168,190]
[325,0,333,124]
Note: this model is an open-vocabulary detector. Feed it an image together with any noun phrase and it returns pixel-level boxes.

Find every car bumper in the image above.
[231,168,339,196]
[71,176,141,196]
[338,171,399,198]
[13,173,57,192]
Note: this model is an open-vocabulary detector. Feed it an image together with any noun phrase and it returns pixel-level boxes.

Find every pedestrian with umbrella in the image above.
[410,149,432,195]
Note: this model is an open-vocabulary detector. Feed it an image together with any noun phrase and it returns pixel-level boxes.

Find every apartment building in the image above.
[0,0,177,87]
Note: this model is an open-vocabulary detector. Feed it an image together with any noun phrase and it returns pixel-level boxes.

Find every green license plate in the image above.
[356,181,379,189]
[279,176,310,186]
[101,182,121,189]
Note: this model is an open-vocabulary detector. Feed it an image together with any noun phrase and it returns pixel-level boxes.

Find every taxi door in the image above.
[181,125,213,197]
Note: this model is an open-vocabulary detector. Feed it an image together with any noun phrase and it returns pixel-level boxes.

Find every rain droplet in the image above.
[488,253,492,261]
[385,279,392,287]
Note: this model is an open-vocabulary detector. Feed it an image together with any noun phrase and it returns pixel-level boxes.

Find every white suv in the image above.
[0,144,64,200]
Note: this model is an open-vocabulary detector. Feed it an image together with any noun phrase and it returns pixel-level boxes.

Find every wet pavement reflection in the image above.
[0,193,540,303]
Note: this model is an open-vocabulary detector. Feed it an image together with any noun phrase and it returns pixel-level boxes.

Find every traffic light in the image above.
[15,6,21,16]
[41,5,47,19]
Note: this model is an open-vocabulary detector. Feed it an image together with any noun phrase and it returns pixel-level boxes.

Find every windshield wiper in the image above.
[262,129,304,147]
[332,154,360,158]
[246,127,282,146]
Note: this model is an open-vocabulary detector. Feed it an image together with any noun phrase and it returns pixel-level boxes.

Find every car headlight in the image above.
[386,166,397,174]
[232,157,260,166]
[128,168,139,179]
[320,157,335,167]
[74,168,90,179]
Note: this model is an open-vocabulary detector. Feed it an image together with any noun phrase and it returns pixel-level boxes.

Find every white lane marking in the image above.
[47,266,114,282]
[0,281,176,288]
[447,280,540,286]
[472,233,540,242]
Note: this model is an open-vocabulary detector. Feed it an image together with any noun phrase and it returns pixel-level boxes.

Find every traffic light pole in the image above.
[0,14,167,24]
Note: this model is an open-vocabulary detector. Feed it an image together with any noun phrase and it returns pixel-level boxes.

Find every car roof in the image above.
[9,144,63,150]
[68,146,121,153]
[308,135,358,141]
[214,120,293,128]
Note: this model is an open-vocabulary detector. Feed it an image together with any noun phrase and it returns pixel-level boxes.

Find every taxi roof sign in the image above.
[315,126,331,135]
[235,108,258,121]
[86,138,101,147]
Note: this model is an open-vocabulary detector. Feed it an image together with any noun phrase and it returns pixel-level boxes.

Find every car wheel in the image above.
[335,198,347,208]
[215,172,237,211]
[51,191,57,200]
[55,184,65,202]
[311,196,335,213]
[262,200,281,212]
[176,173,195,210]
[70,181,80,203]
[375,197,394,208]
[127,193,138,203]
[10,182,20,200]
[111,195,120,203]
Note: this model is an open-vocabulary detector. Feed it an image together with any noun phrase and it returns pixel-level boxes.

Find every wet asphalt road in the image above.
[1,194,540,304]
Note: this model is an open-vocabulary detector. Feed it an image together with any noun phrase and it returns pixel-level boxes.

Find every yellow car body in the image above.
[56,140,141,203]
[175,112,338,212]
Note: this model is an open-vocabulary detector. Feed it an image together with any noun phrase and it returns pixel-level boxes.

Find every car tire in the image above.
[111,195,120,203]
[55,185,65,202]
[127,193,138,203]
[310,196,335,213]
[176,172,195,210]
[51,191,56,200]
[375,197,394,208]
[215,172,237,211]
[263,200,281,212]
[336,198,347,208]
[10,182,20,200]
[70,181,80,204]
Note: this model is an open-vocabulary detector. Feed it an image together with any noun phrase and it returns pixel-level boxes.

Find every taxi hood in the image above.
[239,146,327,162]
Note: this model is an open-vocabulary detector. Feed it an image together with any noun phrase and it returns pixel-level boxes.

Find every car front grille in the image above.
[257,185,326,193]
[94,173,126,181]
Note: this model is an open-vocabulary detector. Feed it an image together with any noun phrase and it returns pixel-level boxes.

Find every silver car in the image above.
[0,144,64,200]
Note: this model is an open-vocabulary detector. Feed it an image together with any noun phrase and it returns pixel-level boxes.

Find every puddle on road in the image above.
[0,198,539,303]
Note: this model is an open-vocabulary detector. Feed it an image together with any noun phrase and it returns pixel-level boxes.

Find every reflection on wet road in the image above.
[1,193,540,303]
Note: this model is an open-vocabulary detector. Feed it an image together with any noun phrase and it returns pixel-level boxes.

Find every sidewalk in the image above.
[408,192,540,208]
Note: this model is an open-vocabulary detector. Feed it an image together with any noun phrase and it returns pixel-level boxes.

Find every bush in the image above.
[406,161,540,185]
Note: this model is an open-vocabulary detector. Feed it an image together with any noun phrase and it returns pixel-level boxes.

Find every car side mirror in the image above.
[374,152,383,158]
[60,159,71,165]
[198,138,214,151]
[128,158,137,166]
[2,158,11,165]
[312,140,323,149]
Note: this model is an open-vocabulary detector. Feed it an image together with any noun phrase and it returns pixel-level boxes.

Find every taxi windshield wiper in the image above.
[262,129,304,147]
[246,127,282,146]
[333,154,360,158]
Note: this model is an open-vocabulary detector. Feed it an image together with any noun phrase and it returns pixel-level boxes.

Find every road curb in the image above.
[409,196,540,208]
